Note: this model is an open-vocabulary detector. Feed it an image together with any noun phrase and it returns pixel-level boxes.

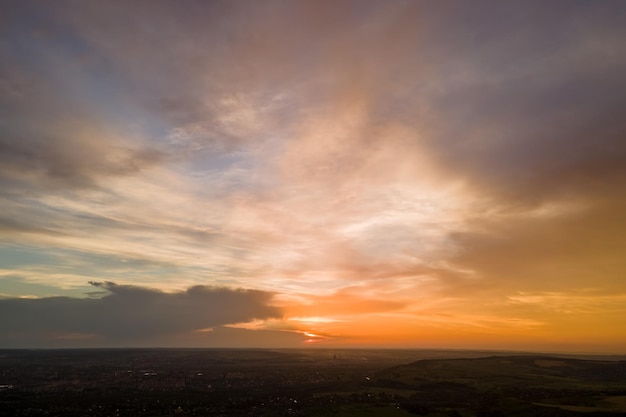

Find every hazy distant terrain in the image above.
[1,349,626,416]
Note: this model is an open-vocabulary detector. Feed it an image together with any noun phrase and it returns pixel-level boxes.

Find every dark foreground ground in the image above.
[1,349,625,416]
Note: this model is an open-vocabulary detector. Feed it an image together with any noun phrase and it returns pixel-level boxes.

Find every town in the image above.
[2,349,626,416]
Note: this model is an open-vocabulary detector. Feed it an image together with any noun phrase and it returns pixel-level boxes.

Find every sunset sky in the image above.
[1,0,626,353]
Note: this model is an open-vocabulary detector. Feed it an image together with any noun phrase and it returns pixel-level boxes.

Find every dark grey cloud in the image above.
[187,326,307,349]
[0,282,282,346]
[0,135,165,191]
[0,1,167,193]
[410,1,626,207]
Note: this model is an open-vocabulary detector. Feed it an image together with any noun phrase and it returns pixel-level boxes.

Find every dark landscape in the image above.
[2,2,626,415]
[1,349,625,417]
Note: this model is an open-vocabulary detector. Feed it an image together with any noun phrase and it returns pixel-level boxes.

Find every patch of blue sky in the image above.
[0,244,168,277]
[6,14,172,146]
[186,130,286,190]
[0,244,59,269]
[181,151,268,201]
[0,275,93,298]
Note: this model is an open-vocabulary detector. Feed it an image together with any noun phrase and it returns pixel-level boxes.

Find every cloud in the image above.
[284,286,408,318]
[0,5,166,193]
[0,116,165,192]
[413,1,626,208]
[0,282,282,346]
[445,198,626,295]
[1,0,626,350]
